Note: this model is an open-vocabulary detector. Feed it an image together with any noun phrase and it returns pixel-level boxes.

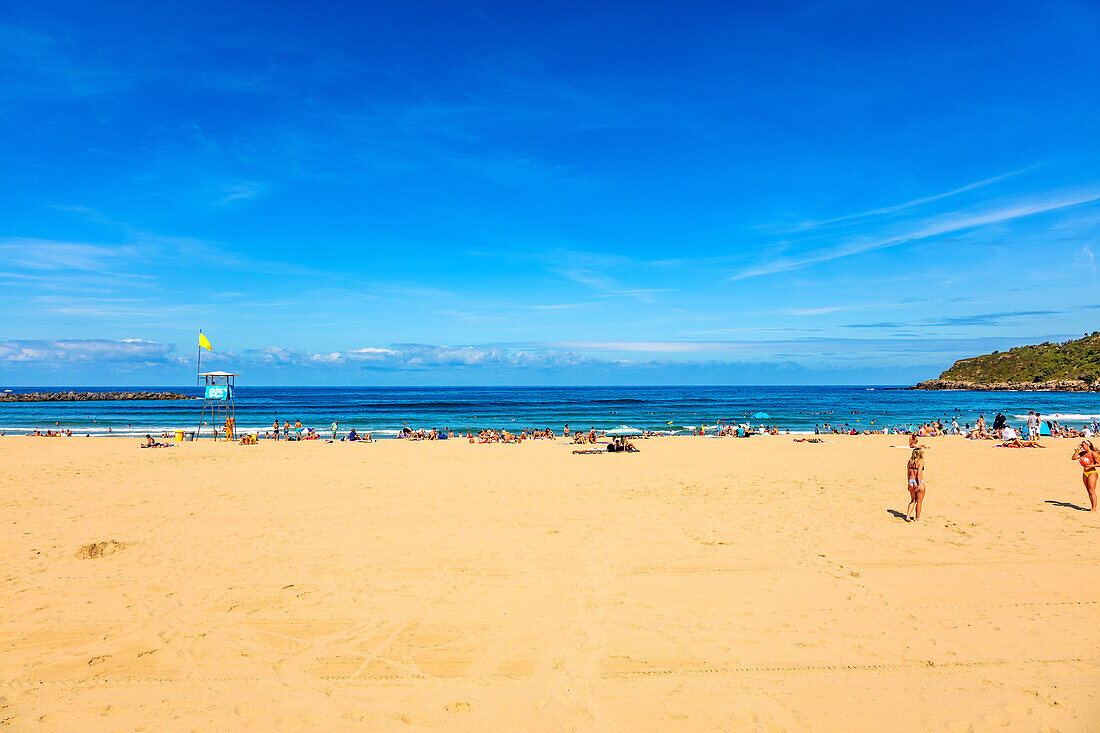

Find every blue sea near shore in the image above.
[3,386,1100,438]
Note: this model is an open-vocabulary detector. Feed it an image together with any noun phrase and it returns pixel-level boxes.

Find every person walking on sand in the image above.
[905,448,926,522]
[1070,440,1100,512]
[273,419,280,441]
[331,420,338,440]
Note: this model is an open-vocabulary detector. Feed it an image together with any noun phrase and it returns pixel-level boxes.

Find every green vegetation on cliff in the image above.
[939,333,1100,384]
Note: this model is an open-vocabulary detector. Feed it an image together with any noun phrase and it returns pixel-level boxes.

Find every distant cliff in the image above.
[912,333,1100,392]
[0,391,193,402]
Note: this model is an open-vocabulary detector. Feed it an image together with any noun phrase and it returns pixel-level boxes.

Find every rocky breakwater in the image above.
[0,391,194,402]
[911,379,1100,392]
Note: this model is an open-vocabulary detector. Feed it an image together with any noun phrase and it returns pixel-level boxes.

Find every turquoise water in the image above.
[2,386,1099,438]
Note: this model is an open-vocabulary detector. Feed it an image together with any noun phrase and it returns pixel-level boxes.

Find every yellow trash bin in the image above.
[175,430,184,442]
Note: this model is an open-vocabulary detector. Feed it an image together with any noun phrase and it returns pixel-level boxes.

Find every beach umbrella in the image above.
[606,426,642,436]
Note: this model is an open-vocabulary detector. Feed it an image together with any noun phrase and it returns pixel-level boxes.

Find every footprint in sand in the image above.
[445,701,471,713]
[75,540,131,559]
[982,713,1010,727]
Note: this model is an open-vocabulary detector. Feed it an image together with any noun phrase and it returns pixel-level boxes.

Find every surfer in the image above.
[905,448,925,522]
[1070,440,1100,512]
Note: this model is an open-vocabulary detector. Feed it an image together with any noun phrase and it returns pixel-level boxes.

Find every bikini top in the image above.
[1081,454,1095,468]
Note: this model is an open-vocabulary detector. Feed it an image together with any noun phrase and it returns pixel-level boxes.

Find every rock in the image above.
[910,379,1100,392]
[0,391,194,402]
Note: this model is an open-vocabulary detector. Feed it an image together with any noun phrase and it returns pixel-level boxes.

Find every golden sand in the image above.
[2,435,1098,731]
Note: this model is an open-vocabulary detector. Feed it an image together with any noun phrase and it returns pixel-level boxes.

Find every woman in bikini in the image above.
[906,448,925,522]
[1070,440,1100,512]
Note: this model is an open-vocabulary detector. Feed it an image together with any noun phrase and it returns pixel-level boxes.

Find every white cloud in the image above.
[238,343,601,370]
[0,338,186,366]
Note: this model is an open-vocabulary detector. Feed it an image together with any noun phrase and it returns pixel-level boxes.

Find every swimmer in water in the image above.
[1070,440,1100,512]
[905,448,925,522]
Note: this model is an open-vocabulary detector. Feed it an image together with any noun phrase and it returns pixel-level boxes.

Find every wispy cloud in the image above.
[1082,246,1097,277]
[778,306,853,316]
[0,25,125,103]
[782,166,1040,232]
[730,188,1100,281]
[842,307,1086,330]
[0,238,138,272]
[216,181,263,205]
[527,303,591,310]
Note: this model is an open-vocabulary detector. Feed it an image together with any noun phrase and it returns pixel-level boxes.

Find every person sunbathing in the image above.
[998,437,1045,448]
[141,434,172,448]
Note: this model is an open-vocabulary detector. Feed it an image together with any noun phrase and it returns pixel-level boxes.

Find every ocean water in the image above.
[3,386,1100,438]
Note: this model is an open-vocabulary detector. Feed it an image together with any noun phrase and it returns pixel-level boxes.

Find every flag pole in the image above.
[197,329,202,383]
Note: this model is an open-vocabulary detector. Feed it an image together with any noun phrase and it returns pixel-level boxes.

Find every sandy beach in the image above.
[2,435,1098,731]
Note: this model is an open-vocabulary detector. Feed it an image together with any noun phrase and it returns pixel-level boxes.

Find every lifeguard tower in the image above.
[197,371,237,440]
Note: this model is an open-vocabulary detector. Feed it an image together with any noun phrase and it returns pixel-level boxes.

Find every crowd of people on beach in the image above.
[902,411,1096,442]
[184,408,1100,517]
[217,409,1100,516]
[9,402,1098,515]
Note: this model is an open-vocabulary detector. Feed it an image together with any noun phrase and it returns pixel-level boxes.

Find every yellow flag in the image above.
[199,332,212,351]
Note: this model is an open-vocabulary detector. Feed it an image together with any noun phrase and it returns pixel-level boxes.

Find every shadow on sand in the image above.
[1044,500,1089,512]
[887,509,908,520]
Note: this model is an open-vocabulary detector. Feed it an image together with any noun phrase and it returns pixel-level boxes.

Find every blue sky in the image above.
[1,0,1098,385]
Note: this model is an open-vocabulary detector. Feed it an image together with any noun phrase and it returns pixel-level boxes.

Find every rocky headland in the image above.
[911,333,1100,392]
